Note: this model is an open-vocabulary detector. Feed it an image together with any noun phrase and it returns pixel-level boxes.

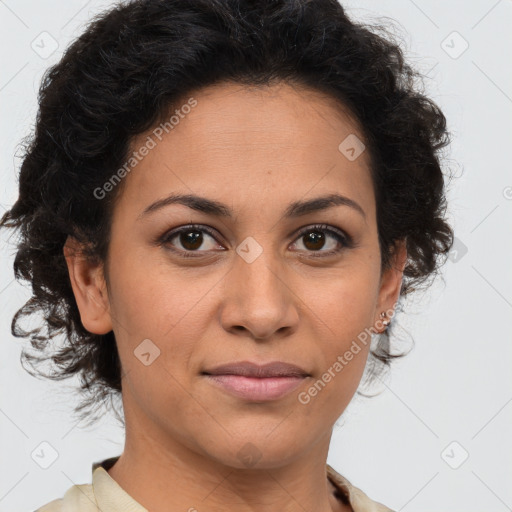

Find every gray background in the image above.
[1,1,511,511]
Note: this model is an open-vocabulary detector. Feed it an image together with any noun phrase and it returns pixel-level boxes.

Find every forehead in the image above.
[115,81,375,221]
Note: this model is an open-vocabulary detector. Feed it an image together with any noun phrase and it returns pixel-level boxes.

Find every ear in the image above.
[63,236,113,335]
[375,239,407,323]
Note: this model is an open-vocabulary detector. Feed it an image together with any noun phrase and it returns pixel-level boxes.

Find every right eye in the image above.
[158,224,226,258]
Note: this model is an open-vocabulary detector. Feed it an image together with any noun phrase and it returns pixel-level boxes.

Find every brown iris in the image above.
[180,230,203,250]
[302,231,325,251]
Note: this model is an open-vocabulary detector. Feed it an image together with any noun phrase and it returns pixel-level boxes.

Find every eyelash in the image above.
[157,223,354,259]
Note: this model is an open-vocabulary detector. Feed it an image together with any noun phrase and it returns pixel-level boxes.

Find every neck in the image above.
[107,414,350,512]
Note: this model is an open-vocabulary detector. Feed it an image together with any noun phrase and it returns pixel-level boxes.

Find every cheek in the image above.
[105,252,220,398]
[310,264,380,342]
[320,297,373,387]
[297,301,373,428]
[107,259,214,420]
[304,266,379,400]
[108,249,214,338]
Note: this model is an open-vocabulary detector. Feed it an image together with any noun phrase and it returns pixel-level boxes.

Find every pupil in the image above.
[181,231,202,250]
[304,231,324,250]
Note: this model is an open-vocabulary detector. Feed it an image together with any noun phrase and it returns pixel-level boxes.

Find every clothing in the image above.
[35,456,394,512]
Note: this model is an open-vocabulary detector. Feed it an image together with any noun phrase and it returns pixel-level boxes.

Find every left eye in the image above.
[159,223,350,258]
[291,224,348,255]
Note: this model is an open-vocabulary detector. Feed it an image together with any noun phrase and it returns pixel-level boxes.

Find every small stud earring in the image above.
[380,311,390,327]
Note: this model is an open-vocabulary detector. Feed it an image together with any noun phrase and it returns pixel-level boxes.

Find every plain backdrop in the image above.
[1,1,511,511]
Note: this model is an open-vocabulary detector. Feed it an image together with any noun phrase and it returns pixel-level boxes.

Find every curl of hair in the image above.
[1,0,454,425]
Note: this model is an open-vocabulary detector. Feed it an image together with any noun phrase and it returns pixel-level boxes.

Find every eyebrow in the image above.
[138,192,366,221]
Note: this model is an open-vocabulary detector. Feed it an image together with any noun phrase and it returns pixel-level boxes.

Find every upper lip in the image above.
[202,361,310,378]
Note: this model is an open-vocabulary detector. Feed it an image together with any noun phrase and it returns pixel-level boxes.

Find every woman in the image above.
[0,0,453,511]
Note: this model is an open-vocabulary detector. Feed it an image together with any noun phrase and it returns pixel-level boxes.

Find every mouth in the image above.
[201,361,310,401]
[203,374,307,401]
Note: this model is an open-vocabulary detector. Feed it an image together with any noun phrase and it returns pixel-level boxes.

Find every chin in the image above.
[195,431,313,470]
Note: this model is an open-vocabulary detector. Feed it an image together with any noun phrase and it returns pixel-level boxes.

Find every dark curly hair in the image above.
[1,0,454,426]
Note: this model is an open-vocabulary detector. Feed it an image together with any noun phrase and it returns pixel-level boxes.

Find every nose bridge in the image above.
[221,235,298,338]
[235,235,284,304]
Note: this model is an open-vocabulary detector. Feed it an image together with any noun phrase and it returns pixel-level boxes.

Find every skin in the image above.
[64,81,407,512]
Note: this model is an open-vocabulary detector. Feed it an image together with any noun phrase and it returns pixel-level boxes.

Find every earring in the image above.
[380,311,390,327]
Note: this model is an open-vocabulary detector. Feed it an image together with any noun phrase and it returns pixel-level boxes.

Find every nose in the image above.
[219,244,300,341]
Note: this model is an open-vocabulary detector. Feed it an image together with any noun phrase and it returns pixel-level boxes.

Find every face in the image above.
[66,81,405,469]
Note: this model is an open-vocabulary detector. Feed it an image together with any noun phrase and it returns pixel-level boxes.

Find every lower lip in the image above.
[204,375,307,401]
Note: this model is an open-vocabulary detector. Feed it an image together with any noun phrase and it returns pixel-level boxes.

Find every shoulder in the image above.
[327,464,395,512]
[34,483,96,512]
[35,498,62,512]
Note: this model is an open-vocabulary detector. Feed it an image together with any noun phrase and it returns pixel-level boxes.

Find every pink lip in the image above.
[204,374,307,401]
[202,361,310,401]
[203,360,309,378]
